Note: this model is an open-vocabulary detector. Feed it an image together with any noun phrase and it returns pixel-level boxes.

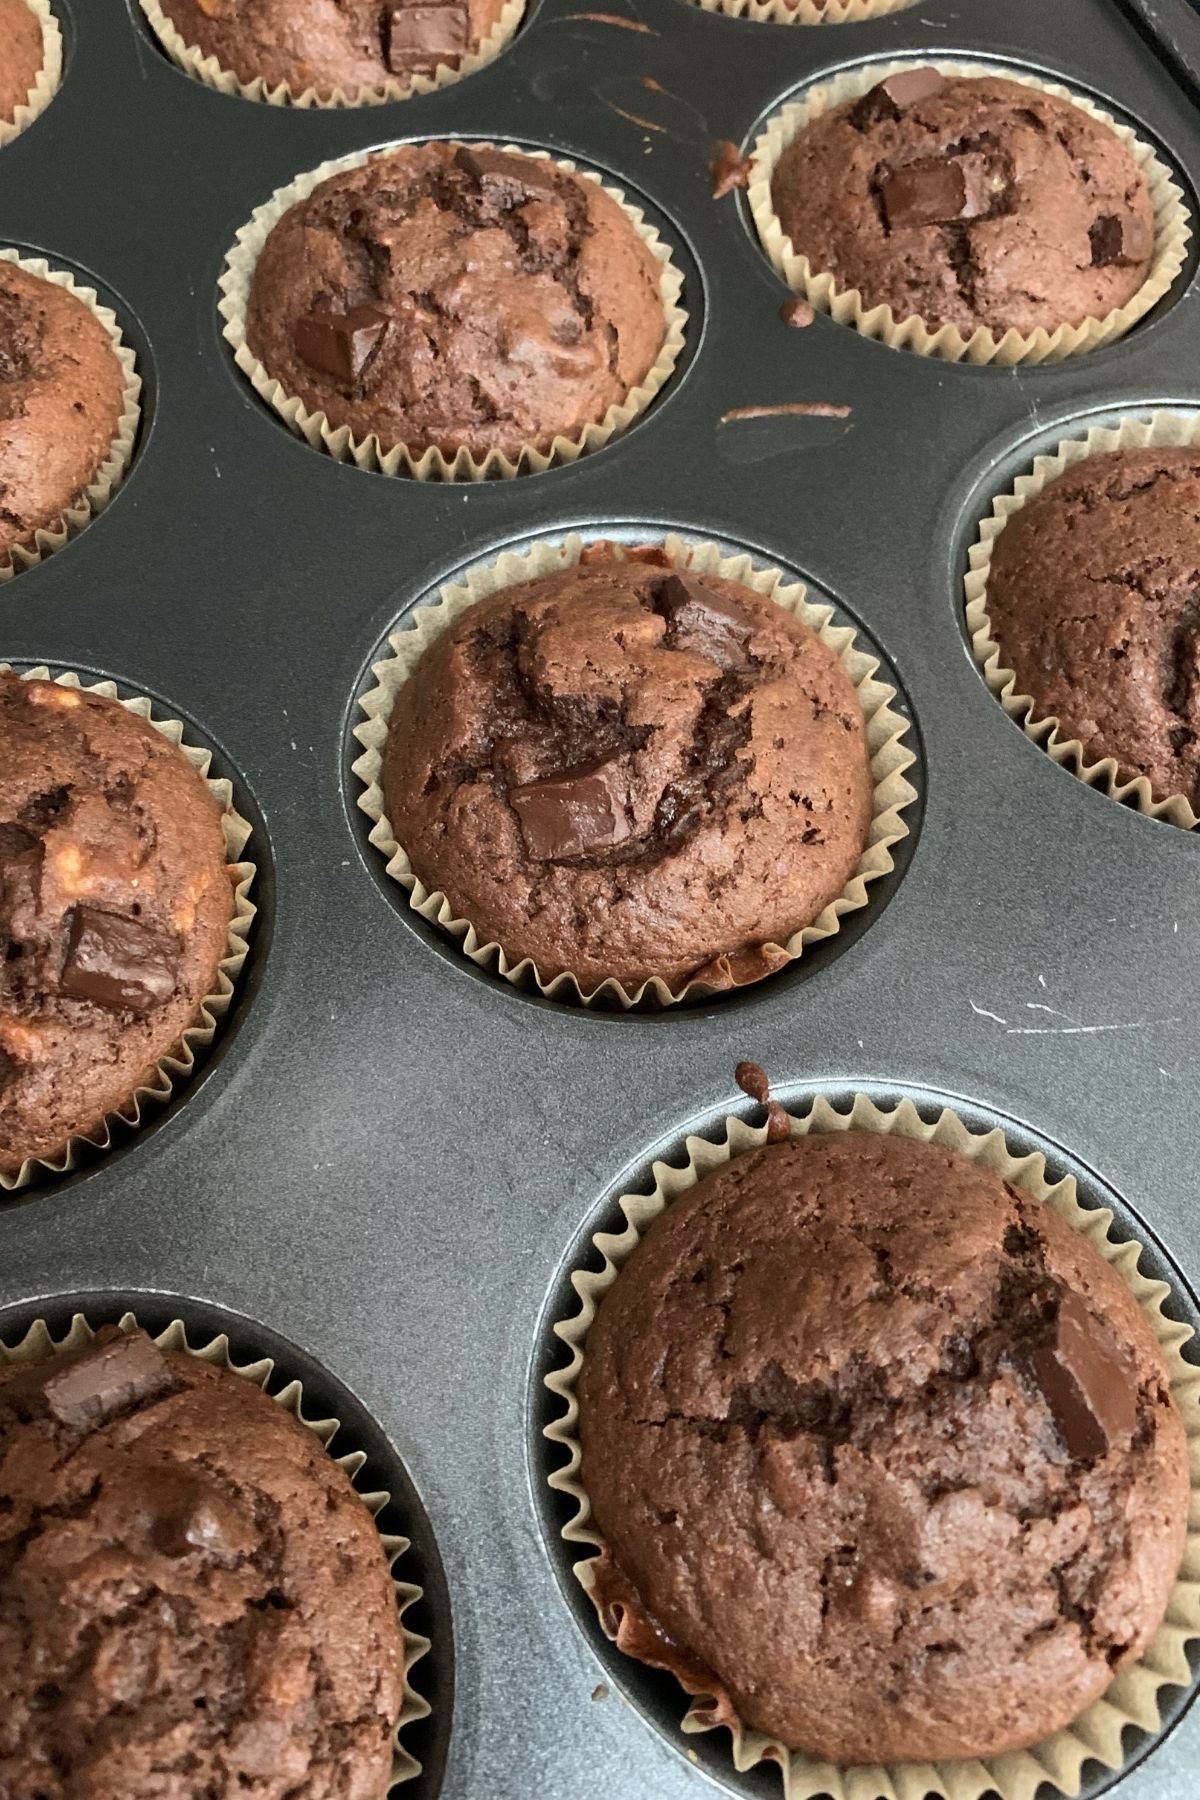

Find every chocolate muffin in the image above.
[0,1326,406,1796]
[158,0,509,95]
[576,1130,1189,1763]
[0,674,236,1175]
[244,143,667,462]
[0,0,45,126]
[0,261,127,562]
[985,445,1200,811]
[771,69,1155,338]
[381,555,874,994]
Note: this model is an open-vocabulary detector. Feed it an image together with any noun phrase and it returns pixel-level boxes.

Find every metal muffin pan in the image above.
[1,0,1198,1795]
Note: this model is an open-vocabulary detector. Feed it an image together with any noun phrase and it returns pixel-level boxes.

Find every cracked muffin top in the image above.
[0,261,126,559]
[577,1130,1188,1765]
[0,1327,406,1798]
[985,446,1200,809]
[0,674,235,1176]
[244,143,667,462]
[380,552,874,994]
[159,0,510,96]
[0,0,45,126]
[770,70,1155,339]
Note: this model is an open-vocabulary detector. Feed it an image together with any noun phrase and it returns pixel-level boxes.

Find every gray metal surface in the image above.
[1,0,1198,1795]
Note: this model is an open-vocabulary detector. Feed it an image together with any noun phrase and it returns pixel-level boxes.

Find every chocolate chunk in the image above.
[851,67,946,127]
[385,3,469,74]
[150,1468,252,1561]
[0,1330,175,1435]
[453,145,561,208]
[711,140,752,201]
[59,905,177,1014]
[779,297,814,329]
[0,823,42,943]
[1029,1290,1138,1460]
[292,305,390,386]
[1087,213,1145,268]
[510,756,633,860]
[654,572,755,669]
[880,159,968,230]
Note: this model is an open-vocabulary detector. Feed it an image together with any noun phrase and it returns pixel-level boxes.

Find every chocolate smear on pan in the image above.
[734,1061,791,1141]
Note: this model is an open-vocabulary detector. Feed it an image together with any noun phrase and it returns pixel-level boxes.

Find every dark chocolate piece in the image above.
[852,67,946,127]
[779,297,815,329]
[1089,214,1136,267]
[453,145,561,207]
[654,572,755,669]
[59,905,177,1014]
[711,140,752,201]
[385,3,469,74]
[151,1468,250,1561]
[510,757,633,861]
[1030,1290,1138,1460]
[0,1330,174,1434]
[292,305,390,385]
[881,159,968,230]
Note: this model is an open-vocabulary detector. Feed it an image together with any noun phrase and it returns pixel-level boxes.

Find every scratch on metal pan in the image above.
[561,11,658,31]
[720,403,852,423]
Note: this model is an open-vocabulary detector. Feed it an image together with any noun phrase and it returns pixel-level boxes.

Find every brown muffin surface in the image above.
[0,674,235,1175]
[380,555,873,993]
[577,1130,1189,1763]
[985,445,1200,809]
[0,261,126,558]
[0,1328,406,1798]
[771,71,1155,338]
[0,0,44,125]
[159,0,508,95]
[245,143,667,461]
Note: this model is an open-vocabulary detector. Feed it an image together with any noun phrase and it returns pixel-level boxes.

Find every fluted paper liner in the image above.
[0,1310,429,1784]
[0,0,61,147]
[0,249,141,581]
[690,0,918,24]
[352,535,917,1007]
[0,667,256,1192]
[218,143,687,480]
[749,60,1191,365]
[966,409,1200,829]
[139,0,525,107]
[545,1093,1200,1800]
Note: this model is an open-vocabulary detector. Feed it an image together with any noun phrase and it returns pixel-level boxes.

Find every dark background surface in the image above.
[1,1,1199,1796]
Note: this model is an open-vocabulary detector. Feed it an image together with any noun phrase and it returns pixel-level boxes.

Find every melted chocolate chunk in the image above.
[150,1467,252,1561]
[881,159,968,230]
[654,572,755,669]
[852,67,947,128]
[385,2,469,74]
[453,145,561,208]
[292,305,390,385]
[1029,1290,1138,1460]
[0,1330,175,1435]
[510,756,633,860]
[59,905,178,1014]
[1089,214,1135,267]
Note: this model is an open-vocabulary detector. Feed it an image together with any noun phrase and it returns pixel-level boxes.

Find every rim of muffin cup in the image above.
[0,1306,431,1787]
[0,666,257,1195]
[965,407,1200,831]
[350,532,919,1010]
[0,249,141,581]
[747,58,1192,366]
[0,0,62,149]
[137,0,527,107]
[217,142,688,482]
[688,0,920,22]
[543,1089,1200,1800]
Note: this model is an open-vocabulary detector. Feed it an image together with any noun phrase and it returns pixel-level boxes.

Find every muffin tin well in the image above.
[2,0,1200,1796]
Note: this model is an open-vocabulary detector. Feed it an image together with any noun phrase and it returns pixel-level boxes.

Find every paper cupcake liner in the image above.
[545,1092,1200,1800]
[218,143,687,480]
[352,534,918,1007]
[689,0,918,24]
[0,666,257,1192]
[965,408,1200,829]
[0,0,62,148]
[0,1309,429,1784]
[139,0,525,107]
[0,249,141,581]
[749,59,1191,365]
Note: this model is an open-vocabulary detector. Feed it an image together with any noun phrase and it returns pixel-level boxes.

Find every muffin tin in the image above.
[2,0,1199,1796]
